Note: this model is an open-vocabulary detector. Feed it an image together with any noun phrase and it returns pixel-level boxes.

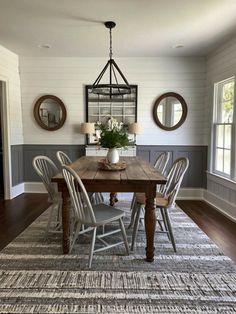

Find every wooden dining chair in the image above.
[129,151,170,229]
[62,164,129,268]
[32,155,62,237]
[131,157,189,252]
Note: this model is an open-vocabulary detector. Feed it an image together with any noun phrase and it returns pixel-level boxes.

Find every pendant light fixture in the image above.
[91,21,131,96]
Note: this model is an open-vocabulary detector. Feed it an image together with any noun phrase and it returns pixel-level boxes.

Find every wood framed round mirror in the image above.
[34,95,67,131]
[153,92,187,131]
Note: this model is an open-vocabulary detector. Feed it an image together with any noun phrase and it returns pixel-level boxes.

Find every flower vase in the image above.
[107,147,119,164]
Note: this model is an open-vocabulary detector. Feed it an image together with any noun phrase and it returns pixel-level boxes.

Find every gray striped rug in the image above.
[0,199,235,313]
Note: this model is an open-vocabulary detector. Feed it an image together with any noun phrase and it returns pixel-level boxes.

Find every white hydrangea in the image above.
[107,117,123,131]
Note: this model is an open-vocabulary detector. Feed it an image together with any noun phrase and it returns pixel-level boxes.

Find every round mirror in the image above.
[34,95,67,131]
[153,92,187,131]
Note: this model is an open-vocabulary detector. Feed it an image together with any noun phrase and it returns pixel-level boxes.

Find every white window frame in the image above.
[212,76,236,181]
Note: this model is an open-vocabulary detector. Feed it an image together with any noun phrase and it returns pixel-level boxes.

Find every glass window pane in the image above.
[214,77,234,178]
[224,125,231,149]
[224,149,231,175]
[216,125,224,147]
[221,81,234,123]
[215,148,223,172]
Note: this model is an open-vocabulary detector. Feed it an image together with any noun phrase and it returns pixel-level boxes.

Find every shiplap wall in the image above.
[19,57,207,146]
[205,36,236,221]
[0,45,23,145]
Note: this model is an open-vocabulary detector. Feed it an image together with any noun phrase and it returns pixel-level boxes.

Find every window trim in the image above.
[212,76,236,182]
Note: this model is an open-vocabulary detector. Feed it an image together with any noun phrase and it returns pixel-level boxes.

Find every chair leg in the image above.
[159,207,170,240]
[156,208,164,231]
[88,227,97,269]
[119,218,130,255]
[139,207,145,227]
[128,194,137,229]
[97,192,104,203]
[44,204,56,239]
[55,202,62,230]
[163,208,176,252]
[131,204,142,251]
[70,222,81,253]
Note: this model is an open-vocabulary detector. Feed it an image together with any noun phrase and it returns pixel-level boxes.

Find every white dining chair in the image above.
[56,150,72,166]
[129,151,170,229]
[130,157,189,252]
[56,150,104,205]
[32,155,62,237]
[62,164,129,268]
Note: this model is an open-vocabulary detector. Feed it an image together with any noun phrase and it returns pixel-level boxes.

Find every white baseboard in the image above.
[11,183,236,223]
[24,182,47,193]
[10,183,25,199]
[204,190,236,222]
[177,188,204,200]
[21,185,205,199]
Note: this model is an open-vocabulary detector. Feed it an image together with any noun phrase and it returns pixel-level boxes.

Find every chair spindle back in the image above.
[62,165,96,224]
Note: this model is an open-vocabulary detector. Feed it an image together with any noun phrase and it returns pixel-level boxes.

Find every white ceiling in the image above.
[1,0,236,57]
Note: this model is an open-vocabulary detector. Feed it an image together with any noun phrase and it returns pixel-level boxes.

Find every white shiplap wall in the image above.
[20,56,207,145]
[0,45,23,145]
[205,36,236,221]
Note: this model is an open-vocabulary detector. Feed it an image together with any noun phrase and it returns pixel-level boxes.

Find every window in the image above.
[213,77,235,180]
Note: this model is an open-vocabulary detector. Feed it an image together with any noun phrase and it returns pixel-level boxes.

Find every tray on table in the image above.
[98,159,127,171]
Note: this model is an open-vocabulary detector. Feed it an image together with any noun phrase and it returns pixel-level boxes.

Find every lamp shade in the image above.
[80,122,95,134]
[128,122,141,134]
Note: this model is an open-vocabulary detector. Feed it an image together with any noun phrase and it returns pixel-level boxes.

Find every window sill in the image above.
[207,171,236,191]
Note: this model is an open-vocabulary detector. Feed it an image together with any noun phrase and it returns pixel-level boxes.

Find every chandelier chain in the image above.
[91,21,131,96]
[109,28,113,59]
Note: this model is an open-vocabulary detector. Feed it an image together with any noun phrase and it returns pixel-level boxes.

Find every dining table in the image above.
[52,156,167,262]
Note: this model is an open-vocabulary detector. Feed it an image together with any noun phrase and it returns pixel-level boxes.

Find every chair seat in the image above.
[155,197,168,207]
[136,192,168,207]
[81,203,125,226]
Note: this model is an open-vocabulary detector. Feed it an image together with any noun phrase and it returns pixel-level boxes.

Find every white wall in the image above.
[19,56,206,146]
[0,45,23,145]
[205,36,236,221]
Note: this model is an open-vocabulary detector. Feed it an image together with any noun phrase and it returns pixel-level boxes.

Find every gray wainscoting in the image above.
[11,145,24,186]
[11,145,85,184]
[137,145,207,188]
[11,144,207,188]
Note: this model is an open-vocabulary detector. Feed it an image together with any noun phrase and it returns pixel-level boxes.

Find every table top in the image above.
[52,156,166,193]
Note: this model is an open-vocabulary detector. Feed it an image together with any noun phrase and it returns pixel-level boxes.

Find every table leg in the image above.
[145,184,156,262]
[61,184,70,254]
[110,192,118,206]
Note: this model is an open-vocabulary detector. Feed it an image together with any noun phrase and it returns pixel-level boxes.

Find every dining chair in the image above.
[32,155,62,238]
[56,150,104,205]
[129,151,170,229]
[56,150,72,166]
[131,157,189,252]
[62,164,130,268]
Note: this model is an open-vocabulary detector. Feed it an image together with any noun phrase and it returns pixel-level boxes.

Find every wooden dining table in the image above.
[52,156,167,262]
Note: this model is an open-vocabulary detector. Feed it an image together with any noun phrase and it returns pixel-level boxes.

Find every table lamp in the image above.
[128,122,141,143]
[80,122,95,144]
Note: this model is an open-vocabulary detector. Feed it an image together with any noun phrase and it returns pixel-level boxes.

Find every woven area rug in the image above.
[0,199,235,313]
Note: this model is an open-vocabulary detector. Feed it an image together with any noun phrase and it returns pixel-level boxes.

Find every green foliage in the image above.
[96,118,130,148]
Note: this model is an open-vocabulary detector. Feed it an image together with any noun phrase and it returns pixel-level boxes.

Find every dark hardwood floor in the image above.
[177,200,236,263]
[0,193,50,250]
[0,194,235,263]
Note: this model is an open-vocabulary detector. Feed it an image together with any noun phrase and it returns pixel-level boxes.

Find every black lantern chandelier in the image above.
[91,21,131,96]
